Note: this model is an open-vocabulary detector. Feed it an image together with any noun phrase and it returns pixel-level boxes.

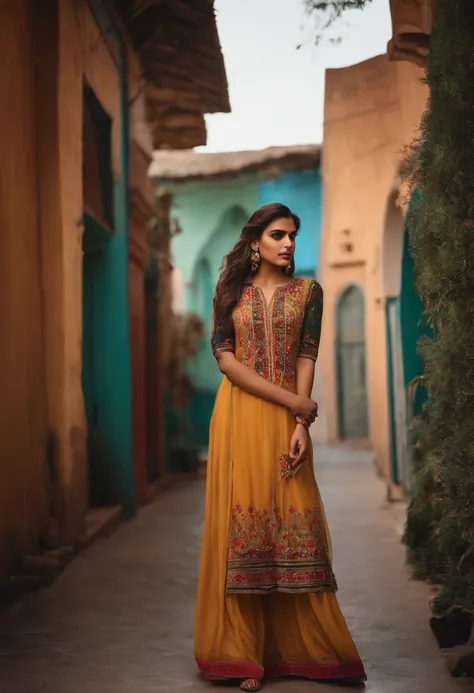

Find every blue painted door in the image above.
[82,243,113,507]
[82,214,118,507]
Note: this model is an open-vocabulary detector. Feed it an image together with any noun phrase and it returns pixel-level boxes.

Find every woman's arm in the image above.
[217,352,310,413]
[289,358,315,463]
[296,357,316,399]
[294,280,323,416]
[289,281,323,463]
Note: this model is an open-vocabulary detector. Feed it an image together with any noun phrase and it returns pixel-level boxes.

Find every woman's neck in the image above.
[252,262,290,287]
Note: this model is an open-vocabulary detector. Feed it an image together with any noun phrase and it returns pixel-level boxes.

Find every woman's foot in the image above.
[240,679,262,692]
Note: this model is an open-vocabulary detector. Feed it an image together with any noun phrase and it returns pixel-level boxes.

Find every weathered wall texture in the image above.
[0,0,50,575]
[42,0,123,539]
[319,55,428,480]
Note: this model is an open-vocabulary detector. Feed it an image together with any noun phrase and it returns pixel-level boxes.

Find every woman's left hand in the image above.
[289,423,310,467]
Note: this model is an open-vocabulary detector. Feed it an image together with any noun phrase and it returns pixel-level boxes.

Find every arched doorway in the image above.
[336,285,369,440]
[381,190,405,485]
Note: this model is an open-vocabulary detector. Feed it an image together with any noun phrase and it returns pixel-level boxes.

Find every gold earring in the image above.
[285,263,292,275]
[251,248,261,273]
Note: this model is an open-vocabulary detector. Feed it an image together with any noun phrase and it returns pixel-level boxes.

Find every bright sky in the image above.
[200,0,392,152]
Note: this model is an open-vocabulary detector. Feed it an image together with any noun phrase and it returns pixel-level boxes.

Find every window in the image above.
[83,83,114,230]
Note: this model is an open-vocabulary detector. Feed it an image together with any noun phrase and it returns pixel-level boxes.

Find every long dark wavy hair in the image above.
[214,202,301,338]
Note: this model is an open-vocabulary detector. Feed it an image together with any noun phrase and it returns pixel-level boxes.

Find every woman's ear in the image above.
[250,240,259,251]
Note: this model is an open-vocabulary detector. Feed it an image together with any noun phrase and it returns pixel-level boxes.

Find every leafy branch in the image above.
[301,0,372,46]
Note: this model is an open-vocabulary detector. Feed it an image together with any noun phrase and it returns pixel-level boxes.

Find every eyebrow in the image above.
[269,228,297,234]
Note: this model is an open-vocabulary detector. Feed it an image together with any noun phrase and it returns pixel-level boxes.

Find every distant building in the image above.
[318,52,428,497]
[150,145,322,444]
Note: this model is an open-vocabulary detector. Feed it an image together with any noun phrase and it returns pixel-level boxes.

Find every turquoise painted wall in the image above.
[189,205,250,394]
[399,191,427,390]
[170,178,257,446]
[400,225,426,389]
[171,176,258,296]
[257,169,322,277]
[185,205,250,445]
[101,40,134,514]
[170,180,257,390]
[81,39,134,515]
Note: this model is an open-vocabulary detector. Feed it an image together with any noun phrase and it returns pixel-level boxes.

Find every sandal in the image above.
[240,679,262,692]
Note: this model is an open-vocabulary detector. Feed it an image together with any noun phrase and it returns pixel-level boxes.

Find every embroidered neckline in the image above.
[243,277,297,290]
[217,277,316,392]
[243,277,297,306]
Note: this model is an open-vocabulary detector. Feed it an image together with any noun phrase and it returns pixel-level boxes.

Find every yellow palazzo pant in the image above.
[195,377,365,682]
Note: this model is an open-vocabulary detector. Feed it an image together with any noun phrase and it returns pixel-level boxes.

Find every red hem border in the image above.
[198,660,264,680]
[196,658,366,682]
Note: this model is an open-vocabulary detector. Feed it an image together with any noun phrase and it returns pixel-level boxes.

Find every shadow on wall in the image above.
[188,205,249,445]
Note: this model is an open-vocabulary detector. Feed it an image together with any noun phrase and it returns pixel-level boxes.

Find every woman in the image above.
[195,203,366,691]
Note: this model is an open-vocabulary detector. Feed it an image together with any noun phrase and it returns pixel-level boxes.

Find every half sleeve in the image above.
[211,301,235,359]
[298,280,323,361]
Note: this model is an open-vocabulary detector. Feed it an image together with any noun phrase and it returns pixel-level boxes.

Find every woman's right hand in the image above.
[292,395,318,418]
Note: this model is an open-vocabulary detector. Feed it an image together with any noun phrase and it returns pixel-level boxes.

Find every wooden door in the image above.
[336,285,369,440]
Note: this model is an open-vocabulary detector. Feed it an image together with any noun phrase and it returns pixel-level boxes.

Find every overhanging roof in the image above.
[119,0,230,149]
[149,144,322,183]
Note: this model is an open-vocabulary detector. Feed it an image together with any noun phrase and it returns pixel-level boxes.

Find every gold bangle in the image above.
[295,417,309,429]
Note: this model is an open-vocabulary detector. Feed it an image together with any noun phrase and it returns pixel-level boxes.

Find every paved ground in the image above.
[0,445,470,693]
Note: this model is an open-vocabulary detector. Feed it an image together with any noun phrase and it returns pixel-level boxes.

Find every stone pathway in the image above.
[0,445,470,692]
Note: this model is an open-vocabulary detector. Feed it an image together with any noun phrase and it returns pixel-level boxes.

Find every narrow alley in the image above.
[0,446,466,693]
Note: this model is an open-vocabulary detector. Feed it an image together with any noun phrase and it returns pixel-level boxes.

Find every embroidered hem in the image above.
[197,658,366,681]
[198,660,264,681]
[226,562,337,594]
[227,503,336,594]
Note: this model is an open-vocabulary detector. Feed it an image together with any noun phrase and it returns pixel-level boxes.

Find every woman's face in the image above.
[252,217,297,271]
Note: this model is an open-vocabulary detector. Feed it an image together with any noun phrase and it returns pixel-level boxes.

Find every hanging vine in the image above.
[403,0,474,616]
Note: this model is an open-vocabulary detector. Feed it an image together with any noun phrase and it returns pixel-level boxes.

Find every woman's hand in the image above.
[289,423,311,466]
[292,394,318,419]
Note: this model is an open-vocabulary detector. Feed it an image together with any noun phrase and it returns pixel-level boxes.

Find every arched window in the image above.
[336,285,369,440]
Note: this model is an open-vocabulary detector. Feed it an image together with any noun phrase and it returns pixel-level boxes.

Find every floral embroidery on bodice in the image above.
[235,281,305,392]
[212,277,323,392]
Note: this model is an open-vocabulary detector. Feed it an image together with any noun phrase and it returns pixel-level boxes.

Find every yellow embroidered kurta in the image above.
[195,277,365,682]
